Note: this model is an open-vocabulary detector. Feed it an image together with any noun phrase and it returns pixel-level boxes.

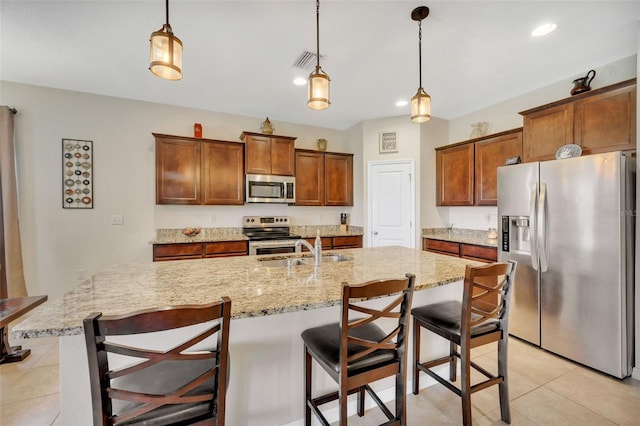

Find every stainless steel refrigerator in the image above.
[497,151,635,379]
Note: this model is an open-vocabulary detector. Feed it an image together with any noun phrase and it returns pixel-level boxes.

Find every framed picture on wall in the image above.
[62,139,93,209]
[379,131,398,153]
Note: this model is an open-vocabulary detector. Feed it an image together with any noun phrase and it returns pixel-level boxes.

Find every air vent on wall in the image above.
[292,50,325,72]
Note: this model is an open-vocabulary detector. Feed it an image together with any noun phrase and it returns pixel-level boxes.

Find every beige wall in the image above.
[358,115,421,247]
[0,82,360,299]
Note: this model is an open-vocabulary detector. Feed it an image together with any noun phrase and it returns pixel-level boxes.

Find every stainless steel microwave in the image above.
[246,174,295,203]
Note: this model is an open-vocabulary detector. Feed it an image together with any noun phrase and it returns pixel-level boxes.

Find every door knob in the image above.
[373,231,378,235]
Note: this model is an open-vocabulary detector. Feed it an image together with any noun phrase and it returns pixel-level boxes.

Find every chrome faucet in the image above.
[295,234,322,266]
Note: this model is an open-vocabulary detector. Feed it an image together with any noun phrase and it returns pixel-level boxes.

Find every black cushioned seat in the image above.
[412,261,517,426]
[302,274,415,425]
[302,322,397,375]
[411,300,499,341]
[84,298,231,426]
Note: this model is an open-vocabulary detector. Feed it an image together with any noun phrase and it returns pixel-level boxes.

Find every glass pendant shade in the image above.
[411,87,431,123]
[149,24,183,80]
[307,66,330,110]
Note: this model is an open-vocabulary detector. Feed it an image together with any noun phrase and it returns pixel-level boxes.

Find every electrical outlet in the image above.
[111,215,124,225]
[210,215,217,223]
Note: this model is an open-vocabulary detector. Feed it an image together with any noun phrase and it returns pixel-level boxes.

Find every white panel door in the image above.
[368,161,414,248]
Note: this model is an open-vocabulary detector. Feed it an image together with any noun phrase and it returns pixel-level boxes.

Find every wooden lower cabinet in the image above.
[153,243,203,261]
[332,235,362,249]
[153,241,248,261]
[459,243,497,262]
[423,238,459,256]
[205,241,248,258]
[300,235,362,252]
[423,238,497,263]
[300,237,333,252]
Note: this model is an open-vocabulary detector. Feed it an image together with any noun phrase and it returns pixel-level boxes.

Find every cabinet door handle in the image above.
[373,231,378,235]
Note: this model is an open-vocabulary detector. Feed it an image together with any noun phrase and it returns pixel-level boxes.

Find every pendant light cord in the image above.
[418,19,423,88]
[165,0,169,26]
[316,0,320,69]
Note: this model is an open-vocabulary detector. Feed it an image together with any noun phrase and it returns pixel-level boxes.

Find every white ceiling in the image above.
[1,1,639,130]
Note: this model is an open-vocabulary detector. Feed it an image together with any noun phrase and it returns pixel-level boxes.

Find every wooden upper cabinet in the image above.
[294,149,353,206]
[155,136,201,204]
[475,129,523,205]
[436,143,475,206]
[574,83,636,154]
[202,141,244,205]
[270,137,296,176]
[154,133,244,205]
[240,131,296,176]
[520,78,636,162]
[521,103,573,162]
[325,153,353,206]
[295,150,324,206]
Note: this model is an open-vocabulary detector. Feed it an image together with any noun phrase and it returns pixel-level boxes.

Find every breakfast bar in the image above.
[13,246,481,425]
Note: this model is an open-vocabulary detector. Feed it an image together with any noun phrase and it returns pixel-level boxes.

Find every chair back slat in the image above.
[340,274,415,371]
[96,303,225,335]
[461,262,517,340]
[84,297,231,426]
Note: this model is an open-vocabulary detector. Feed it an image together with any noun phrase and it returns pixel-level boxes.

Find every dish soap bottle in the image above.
[315,230,322,264]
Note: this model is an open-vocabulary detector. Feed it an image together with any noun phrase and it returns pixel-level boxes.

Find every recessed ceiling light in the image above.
[395,100,409,107]
[293,77,307,86]
[531,23,557,37]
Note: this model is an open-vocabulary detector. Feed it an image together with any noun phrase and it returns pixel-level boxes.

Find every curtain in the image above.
[0,106,27,297]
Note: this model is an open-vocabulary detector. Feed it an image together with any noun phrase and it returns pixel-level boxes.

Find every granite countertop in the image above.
[422,228,498,248]
[151,226,364,244]
[13,246,479,339]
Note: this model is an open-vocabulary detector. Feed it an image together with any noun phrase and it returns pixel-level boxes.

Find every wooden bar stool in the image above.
[302,273,415,425]
[412,261,516,425]
[83,298,231,426]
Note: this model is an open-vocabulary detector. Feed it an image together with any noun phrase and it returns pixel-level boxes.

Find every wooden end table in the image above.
[0,295,48,364]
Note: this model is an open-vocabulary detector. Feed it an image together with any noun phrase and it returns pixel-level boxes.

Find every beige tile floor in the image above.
[1,335,639,425]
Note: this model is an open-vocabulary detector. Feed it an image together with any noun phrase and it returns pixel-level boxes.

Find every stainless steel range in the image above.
[242,216,302,255]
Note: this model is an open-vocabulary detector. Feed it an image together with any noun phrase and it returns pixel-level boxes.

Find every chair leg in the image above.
[412,317,420,395]
[449,341,457,381]
[497,337,511,424]
[357,386,365,416]
[460,343,472,426]
[339,381,348,424]
[304,347,312,426]
[396,370,406,425]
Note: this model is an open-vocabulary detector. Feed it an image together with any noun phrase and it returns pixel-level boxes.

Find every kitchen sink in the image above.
[319,254,352,263]
[258,253,352,267]
[259,257,308,267]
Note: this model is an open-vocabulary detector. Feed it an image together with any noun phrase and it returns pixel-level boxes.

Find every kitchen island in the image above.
[13,246,481,425]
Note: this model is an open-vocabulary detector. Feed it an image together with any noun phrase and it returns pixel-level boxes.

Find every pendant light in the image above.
[307,0,330,110]
[149,0,183,80]
[410,6,431,123]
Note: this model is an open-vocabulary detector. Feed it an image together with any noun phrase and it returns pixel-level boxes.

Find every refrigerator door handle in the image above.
[538,182,548,272]
[530,183,538,271]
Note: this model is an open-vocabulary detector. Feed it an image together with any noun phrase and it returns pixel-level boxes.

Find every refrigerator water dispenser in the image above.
[502,215,531,253]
